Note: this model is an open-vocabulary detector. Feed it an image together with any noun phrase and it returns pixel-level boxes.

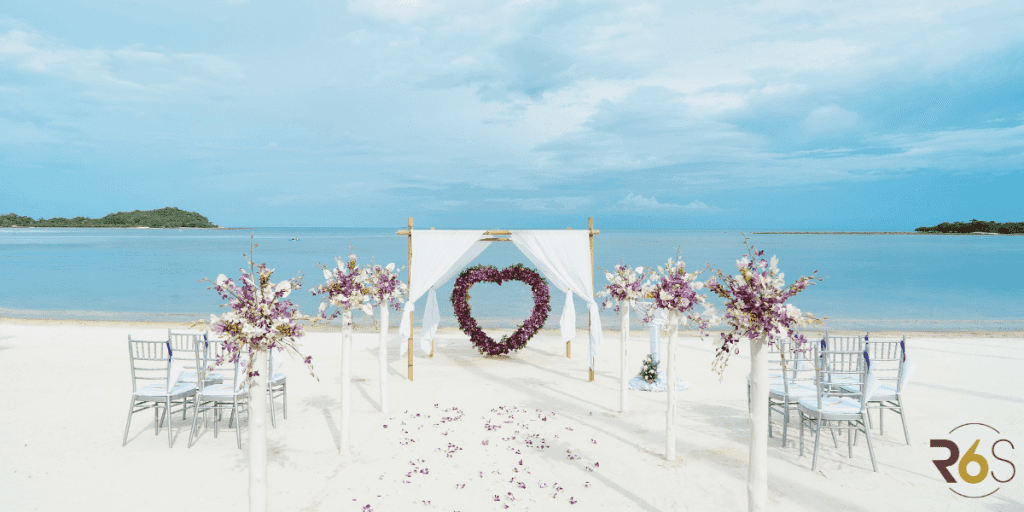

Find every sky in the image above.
[1,0,1022,230]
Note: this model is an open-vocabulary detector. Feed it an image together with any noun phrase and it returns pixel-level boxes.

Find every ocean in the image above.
[1,227,1021,332]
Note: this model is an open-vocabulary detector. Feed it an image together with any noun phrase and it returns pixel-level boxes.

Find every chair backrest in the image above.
[784,338,818,394]
[207,336,246,393]
[814,340,869,411]
[168,329,204,377]
[864,336,906,391]
[127,335,173,393]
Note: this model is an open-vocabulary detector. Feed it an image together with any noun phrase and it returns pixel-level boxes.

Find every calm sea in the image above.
[1,228,1021,332]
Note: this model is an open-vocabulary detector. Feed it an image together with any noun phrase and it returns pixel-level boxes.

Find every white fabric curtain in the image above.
[510,230,604,368]
[417,240,491,352]
[397,231,489,353]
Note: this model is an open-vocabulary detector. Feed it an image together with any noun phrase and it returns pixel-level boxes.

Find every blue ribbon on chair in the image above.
[864,333,869,341]
[900,339,906,362]
[166,341,173,358]
[820,338,826,351]
[863,350,871,369]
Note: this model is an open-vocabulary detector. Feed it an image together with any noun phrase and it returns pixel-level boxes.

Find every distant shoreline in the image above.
[751,231,1017,235]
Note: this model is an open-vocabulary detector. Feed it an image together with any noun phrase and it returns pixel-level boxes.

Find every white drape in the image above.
[398,231,490,353]
[559,289,575,342]
[510,230,603,368]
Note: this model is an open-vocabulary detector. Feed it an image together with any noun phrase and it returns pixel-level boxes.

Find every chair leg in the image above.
[282,382,287,420]
[189,396,201,448]
[897,397,910,445]
[782,405,789,447]
[830,425,839,448]
[879,406,884,436]
[799,412,805,456]
[811,417,823,471]
[166,398,173,448]
[214,405,219,438]
[862,414,877,472]
[234,399,243,449]
[847,421,853,458]
[122,398,137,447]
[269,386,277,429]
[154,406,160,434]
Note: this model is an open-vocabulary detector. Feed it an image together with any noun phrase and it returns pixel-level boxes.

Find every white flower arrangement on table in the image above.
[204,248,317,386]
[644,257,719,334]
[598,263,654,313]
[705,241,823,375]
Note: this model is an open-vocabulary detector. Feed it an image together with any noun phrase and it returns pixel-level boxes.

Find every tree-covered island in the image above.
[915,219,1023,234]
[0,207,219,228]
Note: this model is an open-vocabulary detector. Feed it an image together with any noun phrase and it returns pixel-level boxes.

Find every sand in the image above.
[1,320,1022,511]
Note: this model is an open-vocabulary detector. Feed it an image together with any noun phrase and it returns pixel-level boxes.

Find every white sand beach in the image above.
[1,320,1022,511]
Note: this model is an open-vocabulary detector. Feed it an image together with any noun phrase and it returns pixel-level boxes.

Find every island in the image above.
[0,207,219,228]
[915,219,1023,234]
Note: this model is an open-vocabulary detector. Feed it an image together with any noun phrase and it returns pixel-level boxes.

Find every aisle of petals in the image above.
[351,404,604,511]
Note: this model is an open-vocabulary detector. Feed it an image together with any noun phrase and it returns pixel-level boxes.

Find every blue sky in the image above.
[1,0,1022,229]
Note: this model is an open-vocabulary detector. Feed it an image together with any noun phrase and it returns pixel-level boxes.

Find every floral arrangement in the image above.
[598,263,654,312]
[363,261,408,311]
[705,240,823,374]
[644,256,718,334]
[639,355,659,383]
[204,246,315,383]
[312,254,375,319]
[451,263,551,356]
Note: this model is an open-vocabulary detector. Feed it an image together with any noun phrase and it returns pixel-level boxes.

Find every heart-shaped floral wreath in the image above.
[451,263,551,356]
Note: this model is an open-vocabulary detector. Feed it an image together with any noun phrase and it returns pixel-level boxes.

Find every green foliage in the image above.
[915,219,1023,234]
[639,354,659,383]
[0,207,218,228]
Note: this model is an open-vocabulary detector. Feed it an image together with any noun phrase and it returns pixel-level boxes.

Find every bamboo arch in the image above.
[396,217,599,382]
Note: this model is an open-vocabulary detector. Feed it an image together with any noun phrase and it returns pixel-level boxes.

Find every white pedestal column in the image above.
[748,335,769,512]
[249,350,268,512]
[378,305,389,414]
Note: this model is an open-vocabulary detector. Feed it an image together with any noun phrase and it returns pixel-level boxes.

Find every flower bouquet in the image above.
[598,263,654,412]
[705,239,822,512]
[203,240,316,512]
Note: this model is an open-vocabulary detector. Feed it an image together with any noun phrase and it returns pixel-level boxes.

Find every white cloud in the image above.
[347,0,442,22]
[804,105,859,134]
[0,117,59,144]
[0,29,243,95]
[614,194,719,211]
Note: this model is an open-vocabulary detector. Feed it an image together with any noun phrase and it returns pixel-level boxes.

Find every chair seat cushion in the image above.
[136,381,196,399]
[838,382,898,401]
[770,383,817,400]
[199,383,247,399]
[798,396,863,417]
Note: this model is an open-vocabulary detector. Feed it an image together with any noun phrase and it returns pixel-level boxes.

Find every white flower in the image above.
[736,257,749,270]
[275,280,292,298]
[385,262,395,272]
[216,274,228,287]
[323,268,333,280]
[692,281,703,290]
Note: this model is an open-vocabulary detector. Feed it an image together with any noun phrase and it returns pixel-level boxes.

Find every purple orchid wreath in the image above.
[451,263,551,356]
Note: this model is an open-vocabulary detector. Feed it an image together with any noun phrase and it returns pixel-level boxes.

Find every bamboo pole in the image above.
[407,217,413,381]
[566,227,572,359]
[429,225,435,359]
[589,217,595,382]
